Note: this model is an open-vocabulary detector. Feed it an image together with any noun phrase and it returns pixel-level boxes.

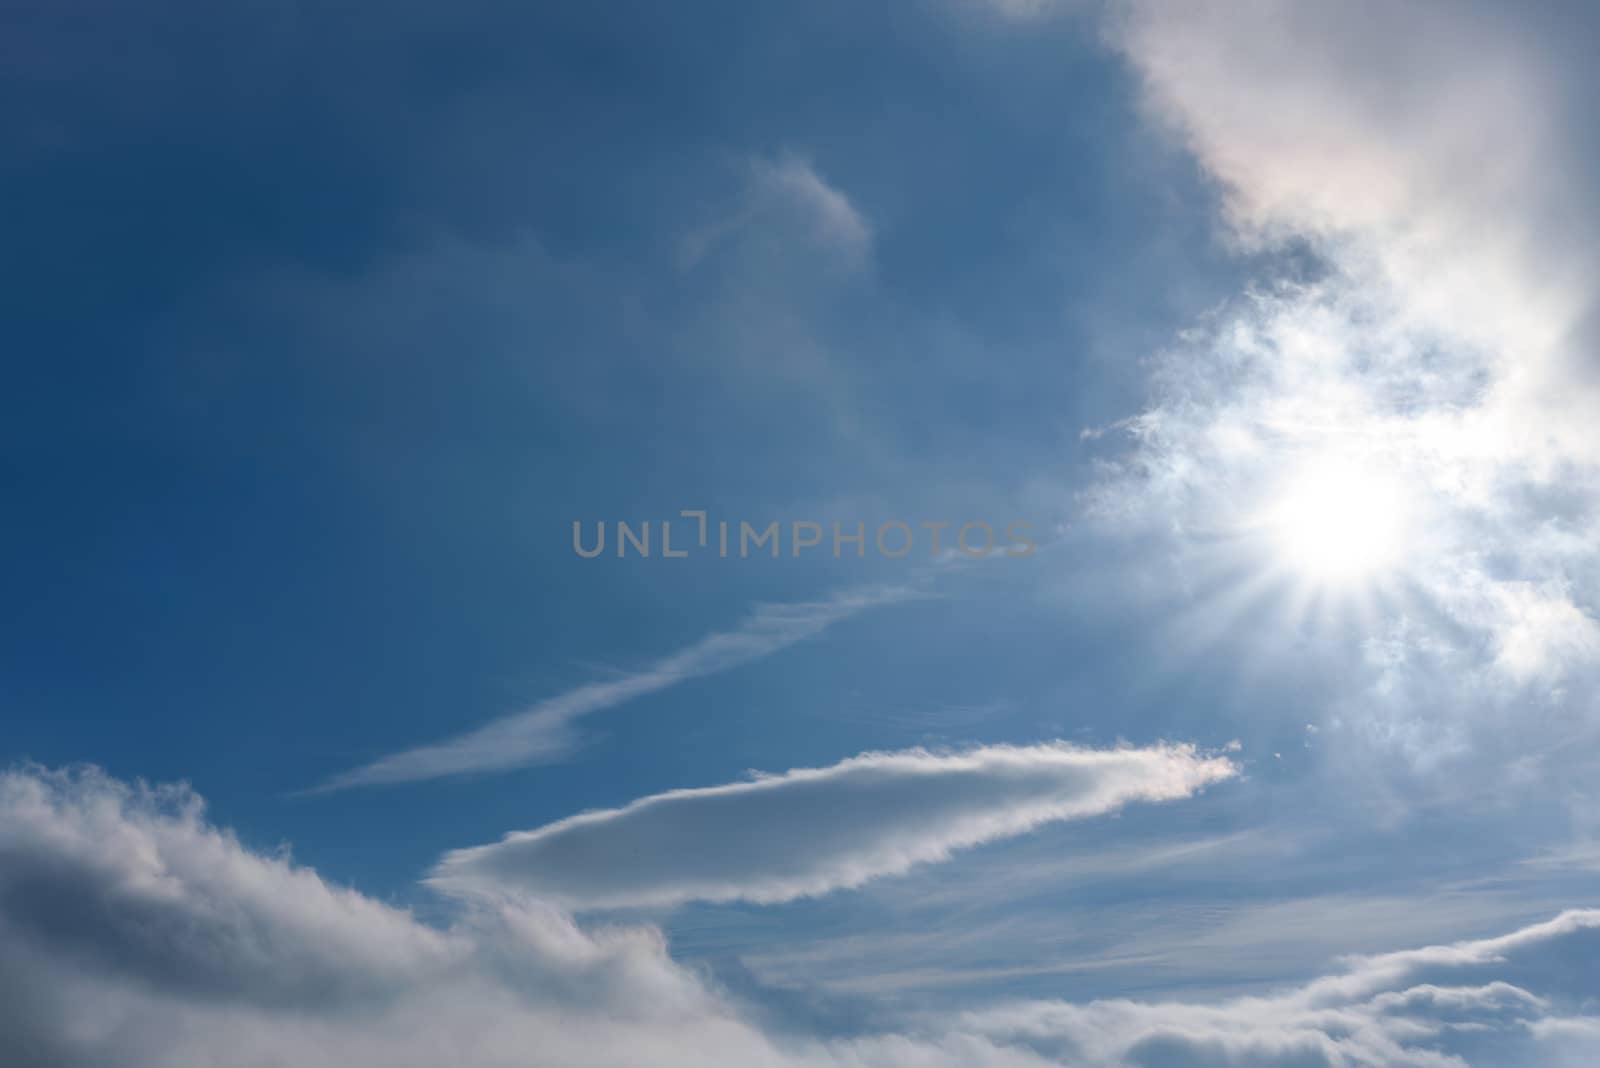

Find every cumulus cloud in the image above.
[307,585,918,793]
[2,764,1596,1067]
[428,742,1238,909]
[1086,0,1600,752]
[0,764,1057,1068]
[0,767,454,1009]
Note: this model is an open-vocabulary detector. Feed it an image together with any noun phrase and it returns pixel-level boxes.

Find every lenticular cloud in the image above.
[429,742,1238,909]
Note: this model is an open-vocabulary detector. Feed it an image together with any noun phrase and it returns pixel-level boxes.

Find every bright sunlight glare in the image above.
[1267,459,1411,585]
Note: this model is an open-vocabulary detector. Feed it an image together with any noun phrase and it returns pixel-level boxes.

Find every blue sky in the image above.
[3,2,1599,1065]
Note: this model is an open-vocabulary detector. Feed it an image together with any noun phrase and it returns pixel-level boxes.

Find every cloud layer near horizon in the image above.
[959,906,1600,1067]
[2,764,1596,1067]
[428,742,1238,909]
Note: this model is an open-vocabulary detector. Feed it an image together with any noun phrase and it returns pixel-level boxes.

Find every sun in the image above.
[1265,458,1411,585]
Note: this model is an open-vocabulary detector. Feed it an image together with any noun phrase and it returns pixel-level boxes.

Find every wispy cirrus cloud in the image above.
[428,742,1238,909]
[748,154,873,262]
[680,152,872,270]
[305,585,919,794]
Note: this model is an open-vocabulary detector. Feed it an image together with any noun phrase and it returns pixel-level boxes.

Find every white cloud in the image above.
[3,764,1596,1067]
[1086,0,1600,753]
[959,908,1600,1067]
[307,585,919,792]
[428,742,1238,909]
[0,764,1058,1068]
[1113,0,1593,375]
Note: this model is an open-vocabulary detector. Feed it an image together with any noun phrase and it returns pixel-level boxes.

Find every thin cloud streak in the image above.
[303,585,921,794]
